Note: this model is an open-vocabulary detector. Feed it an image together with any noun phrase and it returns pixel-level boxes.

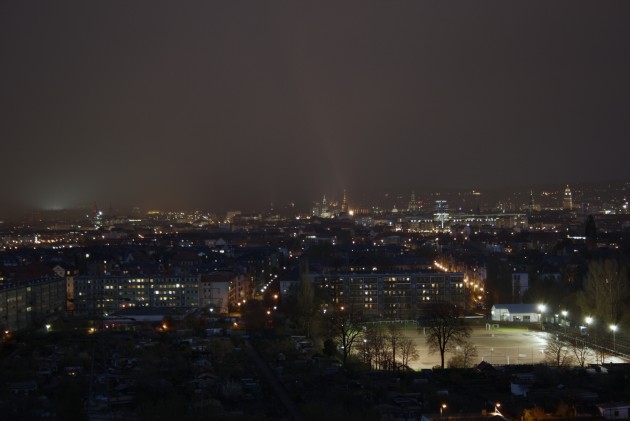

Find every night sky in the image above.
[2,2,630,212]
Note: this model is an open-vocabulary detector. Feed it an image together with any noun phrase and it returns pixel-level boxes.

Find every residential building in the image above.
[199,272,232,313]
[72,275,201,316]
[283,271,466,320]
[0,277,66,331]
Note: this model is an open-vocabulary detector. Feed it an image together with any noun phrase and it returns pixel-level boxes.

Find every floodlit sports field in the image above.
[394,325,628,369]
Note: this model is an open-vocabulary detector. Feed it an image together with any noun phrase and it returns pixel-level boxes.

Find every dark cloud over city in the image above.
[1,1,630,212]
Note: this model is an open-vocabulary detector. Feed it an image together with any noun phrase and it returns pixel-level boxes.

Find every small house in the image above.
[491,304,542,323]
[597,402,630,420]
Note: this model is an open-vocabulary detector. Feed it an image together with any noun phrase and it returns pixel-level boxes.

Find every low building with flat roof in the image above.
[491,304,541,323]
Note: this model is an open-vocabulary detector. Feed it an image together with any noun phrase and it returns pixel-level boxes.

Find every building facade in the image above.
[0,277,66,331]
[563,185,573,210]
[301,271,466,320]
[491,304,541,323]
[71,272,252,316]
[199,272,236,313]
[72,275,201,316]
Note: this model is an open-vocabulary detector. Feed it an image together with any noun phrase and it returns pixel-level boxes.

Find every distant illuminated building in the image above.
[563,185,573,210]
[320,195,330,217]
[408,191,419,213]
[341,190,349,213]
[225,211,241,223]
[92,202,103,228]
[312,195,334,218]
[434,200,449,229]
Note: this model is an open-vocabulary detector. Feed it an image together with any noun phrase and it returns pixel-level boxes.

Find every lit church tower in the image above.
[320,195,331,218]
[341,190,349,213]
[563,185,573,210]
[408,191,418,212]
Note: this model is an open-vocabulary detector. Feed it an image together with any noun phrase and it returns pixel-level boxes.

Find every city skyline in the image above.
[1,178,629,217]
[1,2,630,212]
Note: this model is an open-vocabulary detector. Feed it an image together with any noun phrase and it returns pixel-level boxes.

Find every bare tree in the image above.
[421,302,471,369]
[544,334,574,367]
[387,324,404,370]
[327,306,364,365]
[570,336,591,367]
[590,331,609,365]
[399,337,419,369]
[448,341,478,368]
[362,325,389,370]
[578,258,630,327]
[358,325,378,369]
[361,324,416,371]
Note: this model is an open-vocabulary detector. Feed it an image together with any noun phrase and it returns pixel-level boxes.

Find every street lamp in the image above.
[494,402,501,413]
[584,317,593,337]
[559,310,569,331]
[610,325,618,352]
[538,304,546,329]
[440,403,447,419]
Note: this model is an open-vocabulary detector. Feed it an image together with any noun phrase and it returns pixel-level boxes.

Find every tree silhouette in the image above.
[578,258,630,326]
[399,336,419,369]
[326,306,364,365]
[448,340,478,368]
[544,334,573,367]
[421,302,471,369]
[570,336,591,367]
[387,324,404,371]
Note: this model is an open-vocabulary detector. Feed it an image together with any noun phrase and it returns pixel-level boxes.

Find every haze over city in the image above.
[5,3,630,420]
[2,1,630,212]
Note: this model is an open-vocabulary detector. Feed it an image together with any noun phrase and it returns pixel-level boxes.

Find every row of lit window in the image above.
[154,290,188,295]
[384,290,407,296]
[384,303,409,308]
[319,278,460,286]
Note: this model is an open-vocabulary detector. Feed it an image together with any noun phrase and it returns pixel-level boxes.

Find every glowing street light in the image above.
[585,316,593,326]
[610,325,618,351]
[440,404,447,419]
[538,304,546,328]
